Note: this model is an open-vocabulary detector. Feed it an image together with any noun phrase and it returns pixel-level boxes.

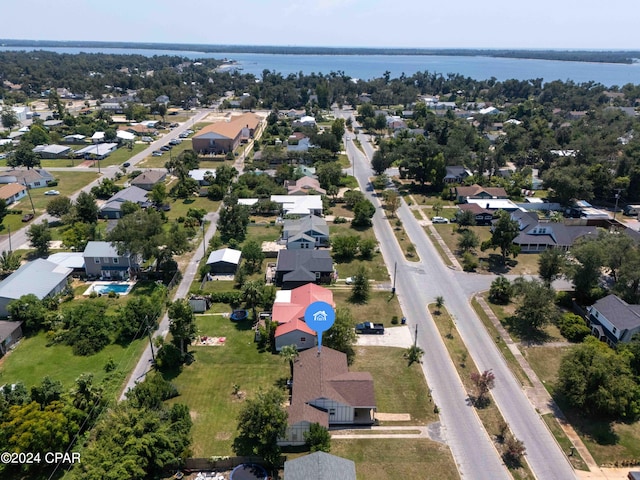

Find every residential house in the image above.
[285,109,306,118]
[0,183,27,205]
[282,215,330,249]
[206,248,242,275]
[188,169,216,186]
[466,198,521,212]
[0,321,23,356]
[191,113,261,154]
[83,241,139,280]
[63,134,87,144]
[509,211,596,252]
[286,177,326,196]
[116,130,136,142]
[444,166,473,184]
[32,144,71,159]
[587,294,640,346]
[274,250,333,289]
[280,347,375,445]
[296,165,316,177]
[479,106,500,115]
[271,195,323,217]
[130,170,167,191]
[120,124,156,137]
[292,116,317,128]
[76,143,118,160]
[0,168,54,189]
[0,259,72,317]
[287,136,312,153]
[46,252,85,273]
[284,452,356,480]
[99,185,149,219]
[453,184,508,203]
[456,203,494,225]
[272,283,334,351]
[91,131,106,143]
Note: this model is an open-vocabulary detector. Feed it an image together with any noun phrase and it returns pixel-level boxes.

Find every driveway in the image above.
[356,326,413,348]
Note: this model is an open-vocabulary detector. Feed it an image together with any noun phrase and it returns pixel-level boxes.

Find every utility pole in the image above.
[613,189,623,221]
[392,261,397,294]
[414,324,418,348]
[202,220,207,260]
[146,317,156,364]
[23,180,35,215]
[7,225,11,252]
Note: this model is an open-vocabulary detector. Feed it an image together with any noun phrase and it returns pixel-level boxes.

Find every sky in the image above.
[2,0,639,50]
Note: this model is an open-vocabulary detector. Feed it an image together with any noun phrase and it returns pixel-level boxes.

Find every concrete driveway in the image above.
[356,326,413,348]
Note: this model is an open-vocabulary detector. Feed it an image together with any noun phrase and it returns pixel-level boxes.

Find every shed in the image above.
[0,321,23,356]
[206,248,242,274]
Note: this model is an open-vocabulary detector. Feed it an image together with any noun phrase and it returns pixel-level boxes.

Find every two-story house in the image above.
[82,241,139,280]
[587,294,640,346]
[274,250,334,289]
[282,215,330,249]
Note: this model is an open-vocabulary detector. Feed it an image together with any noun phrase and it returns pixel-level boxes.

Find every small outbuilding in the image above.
[0,321,23,356]
[206,248,242,275]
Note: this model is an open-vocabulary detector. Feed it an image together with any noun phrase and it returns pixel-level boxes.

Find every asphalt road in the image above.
[341,112,577,480]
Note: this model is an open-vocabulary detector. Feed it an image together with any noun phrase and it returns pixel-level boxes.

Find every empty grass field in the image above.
[331,290,403,327]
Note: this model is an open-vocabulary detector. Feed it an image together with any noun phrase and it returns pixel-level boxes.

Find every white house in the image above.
[587,295,640,346]
[271,195,323,217]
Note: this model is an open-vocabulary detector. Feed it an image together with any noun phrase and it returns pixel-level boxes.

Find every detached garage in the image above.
[206,248,241,275]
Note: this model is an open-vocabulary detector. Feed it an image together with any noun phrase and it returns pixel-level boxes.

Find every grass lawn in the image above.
[332,290,403,327]
[388,217,419,262]
[337,153,351,168]
[433,224,541,276]
[165,314,286,456]
[163,196,221,222]
[0,331,146,399]
[92,144,147,168]
[330,222,390,282]
[16,171,100,211]
[329,204,355,219]
[331,438,458,480]
[350,347,436,425]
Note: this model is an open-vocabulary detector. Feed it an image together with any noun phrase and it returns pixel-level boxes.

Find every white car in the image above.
[431,216,449,224]
[345,277,354,285]
[44,190,60,195]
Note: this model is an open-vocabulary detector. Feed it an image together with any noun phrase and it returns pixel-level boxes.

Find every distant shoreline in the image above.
[0,39,638,64]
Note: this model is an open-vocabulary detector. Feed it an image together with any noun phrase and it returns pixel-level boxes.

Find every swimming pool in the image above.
[83,281,135,296]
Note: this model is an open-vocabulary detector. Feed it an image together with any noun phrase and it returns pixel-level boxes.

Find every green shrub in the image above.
[555,291,574,309]
[557,313,591,342]
[391,316,399,325]
[462,252,478,272]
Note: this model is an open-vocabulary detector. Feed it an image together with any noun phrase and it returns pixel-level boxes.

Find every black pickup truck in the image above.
[355,322,385,334]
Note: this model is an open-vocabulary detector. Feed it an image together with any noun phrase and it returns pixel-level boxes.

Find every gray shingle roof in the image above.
[283,215,329,238]
[514,223,596,248]
[276,250,333,274]
[284,452,356,480]
[0,259,71,301]
[591,294,640,331]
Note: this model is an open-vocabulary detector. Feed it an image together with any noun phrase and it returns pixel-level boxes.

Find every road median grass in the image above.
[387,216,419,262]
[429,303,535,480]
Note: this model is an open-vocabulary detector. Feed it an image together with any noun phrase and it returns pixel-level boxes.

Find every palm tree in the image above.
[242,280,263,321]
[435,296,445,315]
[279,344,299,380]
[404,345,425,366]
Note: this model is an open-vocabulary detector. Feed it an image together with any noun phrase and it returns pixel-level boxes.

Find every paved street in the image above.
[341,112,577,480]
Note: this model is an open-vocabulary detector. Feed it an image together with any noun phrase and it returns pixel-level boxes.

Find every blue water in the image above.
[1,46,638,86]
[96,284,130,294]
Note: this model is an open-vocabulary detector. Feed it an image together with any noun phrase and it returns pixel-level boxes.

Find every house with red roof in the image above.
[273,283,334,351]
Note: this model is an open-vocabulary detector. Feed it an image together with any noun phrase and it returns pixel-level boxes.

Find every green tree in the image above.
[7,294,47,333]
[0,250,21,276]
[149,182,168,205]
[233,388,288,471]
[242,280,264,321]
[168,299,197,356]
[382,190,400,217]
[488,276,513,305]
[74,191,99,223]
[279,344,298,380]
[331,118,345,140]
[358,238,376,260]
[435,296,445,314]
[30,376,63,407]
[458,229,479,252]
[46,195,73,218]
[538,248,564,286]
[557,337,640,419]
[116,295,162,342]
[317,162,343,189]
[9,141,40,169]
[218,202,250,244]
[480,210,519,263]
[304,422,332,453]
[332,235,359,261]
[0,106,19,129]
[242,240,264,274]
[352,199,375,227]
[107,209,165,260]
[62,301,112,355]
[455,209,477,230]
[567,238,605,303]
[323,307,357,365]
[371,150,392,175]
[404,344,425,366]
[350,265,369,304]
[26,221,52,256]
[512,278,558,339]
[0,199,7,225]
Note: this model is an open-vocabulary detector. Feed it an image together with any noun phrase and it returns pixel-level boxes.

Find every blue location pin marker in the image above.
[304,301,336,352]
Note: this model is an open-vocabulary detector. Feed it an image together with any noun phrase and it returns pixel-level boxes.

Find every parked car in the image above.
[122,162,131,167]
[21,213,34,222]
[345,277,354,285]
[0,154,6,160]
[160,146,171,151]
[44,190,60,195]
[432,216,449,224]
[169,138,182,145]
[355,322,385,335]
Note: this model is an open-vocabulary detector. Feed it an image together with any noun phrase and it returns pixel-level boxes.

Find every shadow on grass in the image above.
[480,254,518,274]
[504,315,553,345]
[553,393,621,446]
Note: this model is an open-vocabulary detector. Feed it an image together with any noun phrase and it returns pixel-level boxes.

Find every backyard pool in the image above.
[83,281,136,296]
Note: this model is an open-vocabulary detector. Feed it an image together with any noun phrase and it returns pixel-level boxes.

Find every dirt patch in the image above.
[190,410,198,420]
[194,336,227,346]
[375,412,411,421]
